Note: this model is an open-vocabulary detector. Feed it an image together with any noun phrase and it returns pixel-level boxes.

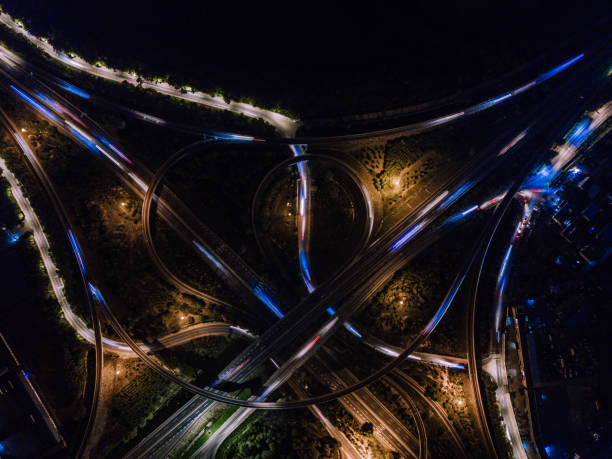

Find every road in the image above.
[0,108,103,458]
[312,348,419,458]
[478,97,612,459]
[0,12,298,136]
[120,60,607,457]
[0,69,288,316]
[1,40,604,410]
[285,376,363,459]
[383,376,428,459]
[194,347,419,459]
[394,370,467,457]
[0,19,608,457]
[0,15,590,146]
[465,81,612,458]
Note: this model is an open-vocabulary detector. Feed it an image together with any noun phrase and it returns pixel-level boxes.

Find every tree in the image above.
[361,421,374,434]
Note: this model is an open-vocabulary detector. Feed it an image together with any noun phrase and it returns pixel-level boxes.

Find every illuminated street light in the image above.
[121,202,126,207]
[115,370,120,375]
[180,315,185,320]
[457,399,465,407]
[21,128,26,132]
[392,177,401,187]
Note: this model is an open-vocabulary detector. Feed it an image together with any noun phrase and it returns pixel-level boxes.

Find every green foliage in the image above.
[111,368,180,443]
[482,374,512,458]
[220,410,339,459]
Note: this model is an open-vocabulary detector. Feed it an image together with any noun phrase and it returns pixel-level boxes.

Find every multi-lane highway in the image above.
[0,15,610,457]
[0,45,517,411]
[4,39,599,414]
[394,370,468,457]
[383,376,428,459]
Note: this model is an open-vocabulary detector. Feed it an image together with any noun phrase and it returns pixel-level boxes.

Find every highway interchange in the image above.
[0,11,610,458]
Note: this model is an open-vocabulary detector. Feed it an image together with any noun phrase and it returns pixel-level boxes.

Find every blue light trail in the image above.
[343,322,362,338]
[439,181,474,210]
[13,133,34,160]
[68,229,87,276]
[58,80,90,99]
[252,285,284,319]
[536,53,584,83]
[10,85,59,122]
[193,240,228,275]
[566,118,591,146]
[422,274,466,334]
[299,251,314,291]
[67,125,98,153]
[87,282,106,304]
[209,131,254,142]
[390,223,423,252]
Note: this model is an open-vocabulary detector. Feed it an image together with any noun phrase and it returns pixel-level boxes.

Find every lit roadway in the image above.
[0,41,545,411]
[0,12,299,136]
[465,76,612,459]
[4,56,601,459]
[0,17,609,458]
[285,375,363,459]
[0,66,284,315]
[224,48,604,414]
[310,348,419,458]
[0,27,588,145]
[479,98,612,459]
[164,124,539,457]
[484,196,536,459]
[382,376,428,459]
[393,370,467,457]
[195,347,420,459]
[0,107,103,457]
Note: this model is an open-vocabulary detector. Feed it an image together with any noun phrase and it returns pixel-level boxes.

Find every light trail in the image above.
[390,223,424,252]
[252,284,284,319]
[67,229,87,276]
[0,11,298,135]
[98,135,133,165]
[193,240,229,275]
[343,322,362,339]
[57,79,90,99]
[418,190,449,217]
[10,84,59,122]
[497,130,528,156]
